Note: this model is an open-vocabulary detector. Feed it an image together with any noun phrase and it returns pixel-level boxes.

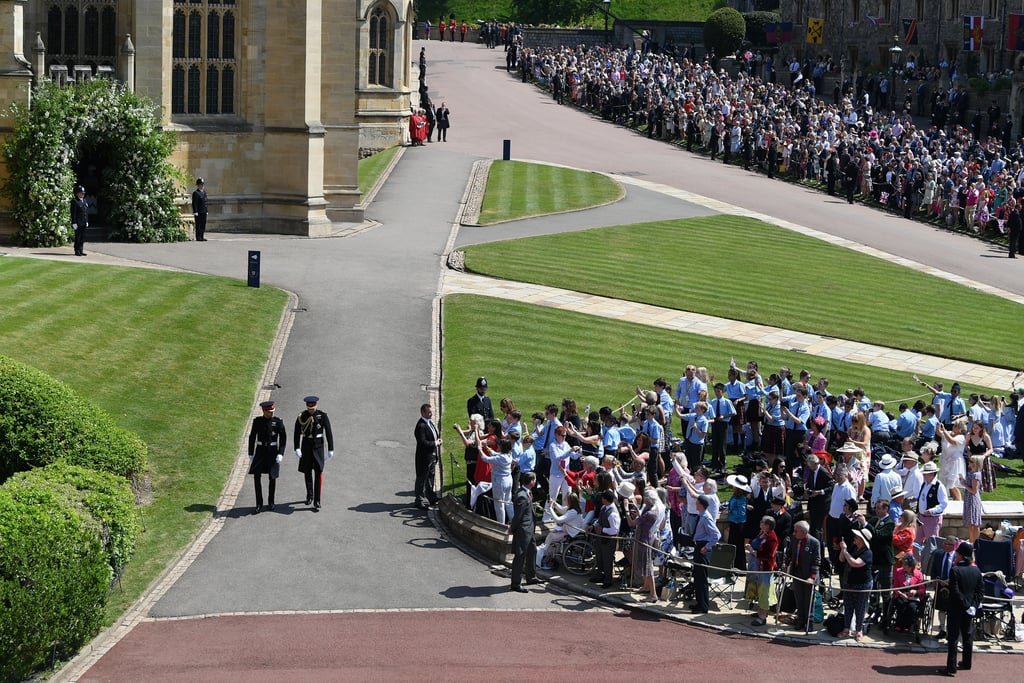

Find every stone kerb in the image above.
[438,495,513,563]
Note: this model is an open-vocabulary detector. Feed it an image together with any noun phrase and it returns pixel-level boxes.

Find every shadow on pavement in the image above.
[440,584,511,598]
[871,664,946,677]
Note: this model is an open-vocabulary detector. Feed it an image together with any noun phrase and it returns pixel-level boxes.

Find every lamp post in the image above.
[888,34,902,111]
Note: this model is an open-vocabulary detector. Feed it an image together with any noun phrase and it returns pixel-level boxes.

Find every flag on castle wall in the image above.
[765,22,777,44]
[963,15,984,52]
[1008,14,1024,51]
[902,18,918,45]
[806,18,824,44]
[779,22,794,43]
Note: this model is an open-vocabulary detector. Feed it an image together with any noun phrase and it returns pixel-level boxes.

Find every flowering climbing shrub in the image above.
[2,79,186,246]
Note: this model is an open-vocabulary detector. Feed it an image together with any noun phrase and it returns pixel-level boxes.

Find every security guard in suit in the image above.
[294,396,334,510]
[191,177,208,241]
[247,400,287,513]
[71,184,89,256]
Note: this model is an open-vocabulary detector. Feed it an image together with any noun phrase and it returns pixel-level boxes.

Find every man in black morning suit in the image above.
[70,184,89,256]
[466,376,493,421]
[247,400,287,513]
[413,403,442,510]
[940,542,984,676]
[191,177,208,241]
[508,471,540,592]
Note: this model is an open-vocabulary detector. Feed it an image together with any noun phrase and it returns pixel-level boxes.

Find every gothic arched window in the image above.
[172,1,241,116]
[367,6,391,87]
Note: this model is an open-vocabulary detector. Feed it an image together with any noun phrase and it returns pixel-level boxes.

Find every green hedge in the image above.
[704,7,746,57]
[0,355,147,483]
[11,463,140,576]
[0,478,111,681]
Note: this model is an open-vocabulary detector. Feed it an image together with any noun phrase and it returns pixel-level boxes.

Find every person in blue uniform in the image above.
[70,184,89,256]
[294,395,334,510]
[247,400,287,513]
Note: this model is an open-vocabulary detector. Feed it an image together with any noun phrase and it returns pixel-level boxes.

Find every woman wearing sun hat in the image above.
[838,527,874,640]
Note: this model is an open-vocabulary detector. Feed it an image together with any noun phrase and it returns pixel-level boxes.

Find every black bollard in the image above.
[247,250,261,288]
[502,139,511,161]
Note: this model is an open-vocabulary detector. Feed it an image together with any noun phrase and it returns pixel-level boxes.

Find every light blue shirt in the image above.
[708,396,736,422]
[895,409,918,438]
[682,413,709,443]
[601,424,621,452]
[517,445,535,472]
[675,376,707,409]
[694,509,722,545]
[786,399,810,431]
[920,415,938,439]
[869,409,890,434]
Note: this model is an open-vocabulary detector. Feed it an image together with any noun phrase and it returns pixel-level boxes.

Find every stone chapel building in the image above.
[0,0,413,238]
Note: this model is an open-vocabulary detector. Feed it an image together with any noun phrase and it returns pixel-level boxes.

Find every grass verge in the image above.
[0,258,287,622]
[440,294,1021,500]
[358,146,400,200]
[461,214,1024,370]
[478,160,624,224]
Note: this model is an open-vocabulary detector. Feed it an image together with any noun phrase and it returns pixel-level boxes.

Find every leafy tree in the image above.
[744,10,780,47]
[704,6,747,58]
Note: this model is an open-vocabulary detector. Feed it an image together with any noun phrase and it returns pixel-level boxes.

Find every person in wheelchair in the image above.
[891,555,926,632]
[538,492,585,568]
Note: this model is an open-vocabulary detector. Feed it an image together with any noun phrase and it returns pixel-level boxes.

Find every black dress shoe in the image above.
[510,585,528,593]
[957,663,971,671]
[691,607,709,614]
[936,668,956,677]
[305,497,313,505]
[415,502,428,510]
[267,503,275,511]
[936,630,947,640]
[253,505,262,515]
[524,578,544,586]
[313,502,321,511]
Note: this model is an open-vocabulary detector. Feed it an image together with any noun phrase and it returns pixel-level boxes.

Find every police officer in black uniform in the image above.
[247,400,287,513]
[71,184,89,256]
[191,177,208,241]
[467,377,493,421]
[294,396,334,510]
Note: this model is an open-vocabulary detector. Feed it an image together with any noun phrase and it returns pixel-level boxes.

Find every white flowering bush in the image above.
[2,79,186,246]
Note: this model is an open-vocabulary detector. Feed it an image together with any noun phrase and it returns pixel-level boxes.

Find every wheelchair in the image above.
[880,589,934,643]
[538,533,596,575]
[974,572,1017,643]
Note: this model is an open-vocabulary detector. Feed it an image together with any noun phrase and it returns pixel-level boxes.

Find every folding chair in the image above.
[707,543,738,607]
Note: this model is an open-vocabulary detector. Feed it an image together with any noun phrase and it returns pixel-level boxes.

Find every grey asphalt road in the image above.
[99,148,562,615]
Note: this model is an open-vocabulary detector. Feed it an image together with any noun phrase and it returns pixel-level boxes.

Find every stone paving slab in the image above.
[442,271,1017,390]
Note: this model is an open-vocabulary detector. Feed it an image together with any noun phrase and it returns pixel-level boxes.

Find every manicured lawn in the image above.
[413,0,715,26]
[477,161,624,224]
[461,215,1024,370]
[358,145,400,199]
[440,295,1021,499]
[0,258,287,622]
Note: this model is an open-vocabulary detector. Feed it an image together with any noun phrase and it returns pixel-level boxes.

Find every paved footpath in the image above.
[34,40,1021,680]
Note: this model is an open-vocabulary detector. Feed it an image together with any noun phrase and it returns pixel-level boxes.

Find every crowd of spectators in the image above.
[510,40,1024,247]
[457,360,1024,628]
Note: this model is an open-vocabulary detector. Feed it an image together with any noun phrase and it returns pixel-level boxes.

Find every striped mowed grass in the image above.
[478,160,624,224]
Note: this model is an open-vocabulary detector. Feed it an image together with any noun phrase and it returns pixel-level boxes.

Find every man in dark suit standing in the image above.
[413,403,442,510]
[294,396,334,511]
[247,400,287,514]
[1007,197,1021,258]
[467,376,493,421]
[191,177,208,241]
[70,184,89,256]
[798,453,833,544]
[940,542,984,676]
[508,471,540,592]
[788,520,821,631]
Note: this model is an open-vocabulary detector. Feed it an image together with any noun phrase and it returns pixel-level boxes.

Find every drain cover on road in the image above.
[375,440,402,448]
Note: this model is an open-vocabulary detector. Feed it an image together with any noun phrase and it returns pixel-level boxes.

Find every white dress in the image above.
[938,433,966,491]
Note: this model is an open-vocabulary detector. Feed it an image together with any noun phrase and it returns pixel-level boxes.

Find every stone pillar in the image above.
[320,0,363,223]
[0,0,31,242]
[262,0,331,235]
[119,33,135,93]
[31,31,43,83]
